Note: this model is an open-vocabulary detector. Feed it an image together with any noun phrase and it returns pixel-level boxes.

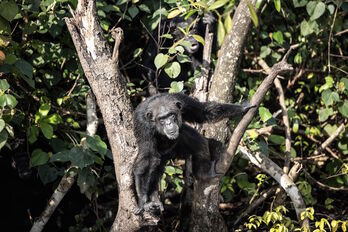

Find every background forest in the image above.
[0,0,347,231]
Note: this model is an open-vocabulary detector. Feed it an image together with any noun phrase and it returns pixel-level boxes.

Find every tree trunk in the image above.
[65,0,141,231]
[190,1,259,231]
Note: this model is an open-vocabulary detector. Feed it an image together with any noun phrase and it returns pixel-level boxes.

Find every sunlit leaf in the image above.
[164,62,181,79]
[246,0,258,27]
[217,18,226,47]
[154,53,168,69]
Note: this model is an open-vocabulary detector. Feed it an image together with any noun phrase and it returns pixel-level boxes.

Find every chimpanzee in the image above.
[133,93,253,214]
[141,13,215,94]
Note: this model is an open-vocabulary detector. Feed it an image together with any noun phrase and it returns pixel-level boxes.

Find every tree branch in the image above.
[239,146,309,229]
[258,58,291,173]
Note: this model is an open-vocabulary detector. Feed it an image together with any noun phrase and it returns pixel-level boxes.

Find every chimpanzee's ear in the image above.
[146,111,153,121]
[175,101,182,110]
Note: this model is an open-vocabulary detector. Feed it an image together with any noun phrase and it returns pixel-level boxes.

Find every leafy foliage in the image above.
[1,0,347,231]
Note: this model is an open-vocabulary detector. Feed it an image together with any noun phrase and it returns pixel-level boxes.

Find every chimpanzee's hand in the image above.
[241,101,256,113]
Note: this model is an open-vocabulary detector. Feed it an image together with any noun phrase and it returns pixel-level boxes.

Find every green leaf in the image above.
[321,89,339,107]
[40,122,53,139]
[224,14,233,33]
[319,108,334,122]
[208,0,229,10]
[319,75,334,92]
[86,135,107,156]
[154,53,168,69]
[339,101,348,118]
[77,167,97,195]
[273,31,284,45]
[164,62,181,79]
[38,165,59,185]
[300,20,313,36]
[293,0,308,8]
[293,119,300,133]
[50,150,71,162]
[133,48,143,58]
[175,46,185,54]
[4,54,17,65]
[259,107,272,122]
[15,60,33,79]
[274,0,281,12]
[177,54,191,63]
[169,81,184,93]
[0,18,11,35]
[0,94,18,108]
[268,135,285,145]
[69,147,94,168]
[30,149,49,167]
[340,78,348,91]
[167,9,183,19]
[138,4,151,13]
[0,130,8,150]
[0,119,5,132]
[39,103,51,117]
[165,166,176,176]
[192,34,205,46]
[0,79,10,91]
[0,1,19,21]
[306,1,326,21]
[28,126,39,144]
[260,46,271,58]
[217,18,226,47]
[246,0,258,27]
[45,113,63,125]
[128,5,139,18]
[323,124,337,137]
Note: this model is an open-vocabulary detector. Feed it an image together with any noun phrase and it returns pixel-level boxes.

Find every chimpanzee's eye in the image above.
[160,119,165,125]
[170,114,176,120]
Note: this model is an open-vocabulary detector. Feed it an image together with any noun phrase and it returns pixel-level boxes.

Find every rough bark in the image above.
[65,0,142,231]
[190,1,260,231]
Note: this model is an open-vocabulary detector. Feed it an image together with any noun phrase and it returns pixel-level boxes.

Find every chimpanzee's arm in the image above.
[172,93,254,123]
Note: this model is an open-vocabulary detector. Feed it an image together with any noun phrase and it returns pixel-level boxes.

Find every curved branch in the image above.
[239,146,309,229]
[258,58,291,173]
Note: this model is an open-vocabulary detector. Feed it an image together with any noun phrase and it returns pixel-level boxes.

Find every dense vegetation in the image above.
[0,0,347,231]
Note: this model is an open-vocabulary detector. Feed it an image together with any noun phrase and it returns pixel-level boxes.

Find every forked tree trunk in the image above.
[190,1,259,231]
[65,0,141,231]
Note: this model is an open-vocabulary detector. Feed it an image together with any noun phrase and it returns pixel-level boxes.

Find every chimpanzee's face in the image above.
[147,101,183,140]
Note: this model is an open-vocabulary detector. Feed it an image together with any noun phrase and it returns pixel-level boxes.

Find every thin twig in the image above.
[328,1,340,73]
[303,169,348,192]
[111,28,124,64]
[335,28,348,36]
[312,123,345,159]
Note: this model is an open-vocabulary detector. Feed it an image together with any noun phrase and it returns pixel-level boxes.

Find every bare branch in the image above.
[258,58,291,173]
[193,25,214,102]
[217,55,293,173]
[328,2,339,73]
[239,146,310,229]
[303,169,348,192]
[111,27,124,64]
[313,123,345,159]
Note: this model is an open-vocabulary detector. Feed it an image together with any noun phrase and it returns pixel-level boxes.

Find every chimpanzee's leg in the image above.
[176,124,220,179]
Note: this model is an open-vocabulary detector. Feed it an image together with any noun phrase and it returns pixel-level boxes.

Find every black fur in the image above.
[133,93,253,214]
